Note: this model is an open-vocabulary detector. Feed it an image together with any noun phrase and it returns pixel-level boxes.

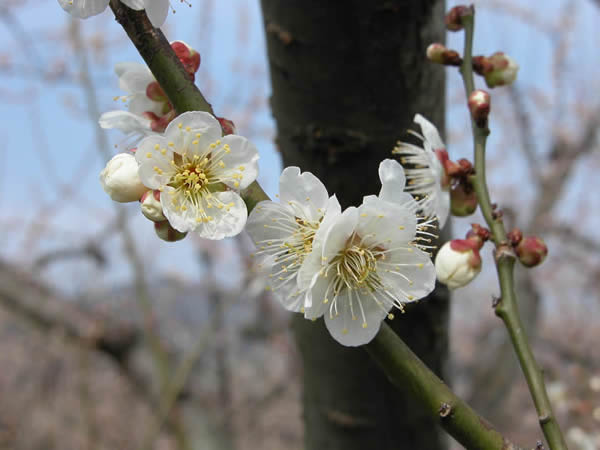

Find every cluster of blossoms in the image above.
[58,0,170,28]
[246,159,437,346]
[101,111,259,241]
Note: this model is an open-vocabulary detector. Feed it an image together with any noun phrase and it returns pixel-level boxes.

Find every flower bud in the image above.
[171,41,201,78]
[450,179,478,216]
[99,153,146,203]
[140,190,166,222]
[466,223,490,249]
[516,236,548,267]
[435,239,482,289]
[468,90,491,127]
[154,221,187,242]
[507,228,523,247]
[483,52,519,88]
[445,5,474,32]
[217,116,236,135]
[426,43,462,66]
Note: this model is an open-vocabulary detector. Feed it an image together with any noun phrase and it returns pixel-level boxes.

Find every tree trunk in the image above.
[260,1,448,449]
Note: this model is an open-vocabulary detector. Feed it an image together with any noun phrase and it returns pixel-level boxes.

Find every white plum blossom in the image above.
[392,114,450,228]
[58,0,169,28]
[135,111,259,240]
[246,167,341,312]
[293,160,436,346]
[100,153,147,202]
[297,194,436,347]
[100,62,173,147]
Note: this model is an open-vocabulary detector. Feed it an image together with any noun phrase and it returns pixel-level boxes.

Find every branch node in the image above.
[438,402,453,418]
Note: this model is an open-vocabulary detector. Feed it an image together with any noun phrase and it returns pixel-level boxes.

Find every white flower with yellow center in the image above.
[58,0,169,28]
[246,167,341,312]
[393,114,450,228]
[297,194,436,347]
[135,111,259,240]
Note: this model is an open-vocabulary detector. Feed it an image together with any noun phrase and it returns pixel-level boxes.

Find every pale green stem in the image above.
[459,12,567,450]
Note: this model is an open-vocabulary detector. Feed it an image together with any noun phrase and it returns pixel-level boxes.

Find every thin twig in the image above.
[459,11,568,450]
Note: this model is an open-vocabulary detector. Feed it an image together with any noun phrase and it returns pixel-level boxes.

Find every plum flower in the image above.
[246,167,341,312]
[58,0,169,28]
[135,111,259,240]
[298,196,436,346]
[297,160,436,346]
[99,62,174,147]
[393,114,450,228]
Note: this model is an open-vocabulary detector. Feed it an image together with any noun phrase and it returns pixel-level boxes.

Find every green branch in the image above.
[459,12,567,450]
[108,4,525,448]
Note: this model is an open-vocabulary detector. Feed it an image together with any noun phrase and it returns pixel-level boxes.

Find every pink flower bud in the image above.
[466,223,490,249]
[468,90,491,127]
[171,41,201,78]
[435,239,482,289]
[99,153,146,203]
[450,179,478,216]
[507,228,523,247]
[154,221,187,242]
[426,43,462,66]
[516,236,548,267]
[445,5,474,32]
[484,52,519,88]
[217,117,236,135]
[140,190,166,222]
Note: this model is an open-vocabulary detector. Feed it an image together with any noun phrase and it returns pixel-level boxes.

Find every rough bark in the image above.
[260,1,449,449]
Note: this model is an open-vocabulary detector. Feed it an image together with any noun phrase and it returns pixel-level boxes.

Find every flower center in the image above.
[329,242,383,293]
[172,159,210,194]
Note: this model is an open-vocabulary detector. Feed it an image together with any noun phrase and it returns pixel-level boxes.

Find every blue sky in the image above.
[1,0,599,293]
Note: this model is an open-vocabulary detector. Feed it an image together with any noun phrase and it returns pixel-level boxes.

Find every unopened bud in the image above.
[450,179,478,216]
[483,52,519,88]
[445,5,474,32]
[516,236,548,267]
[171,41,201,78]
[435,239,482,289]
[217,117,236,135]
[468,90,491,127]
[154,221,187,242]
[140,190,166,222]
[466,223,490,249]
[426,43,462,66]
[146,81,167,102]
[507,228,523,247]
[99,153,146,203]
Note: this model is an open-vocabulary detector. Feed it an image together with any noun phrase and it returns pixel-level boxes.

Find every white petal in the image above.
[278,167,329,222]
[268,258,305,312]
[303,270,331,319]
[58,0,109,18]
[136,135,175,189]
[161,187,195,232]
[246,201,293,245]
[164,111,222,152]
[99,110,152,133]
[218,135,260,190]
[313,195,342,245]
[128,94,163,116]
[380,247,436,302]
[117,63,154,93]
[322,207,358,261]
[193,191,248,240]
[378,158,409,204]
[120,0,144,9]
[297,246,323,294]
[324,290,388,347]
[436,190,450,228]
[414,114,445,150]
[356,197,417,247]
[144,0,169,27]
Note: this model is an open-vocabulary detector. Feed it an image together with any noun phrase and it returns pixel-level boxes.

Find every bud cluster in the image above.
[426,43,462,66]
[507,228,548,268]
[444,5,474,32]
